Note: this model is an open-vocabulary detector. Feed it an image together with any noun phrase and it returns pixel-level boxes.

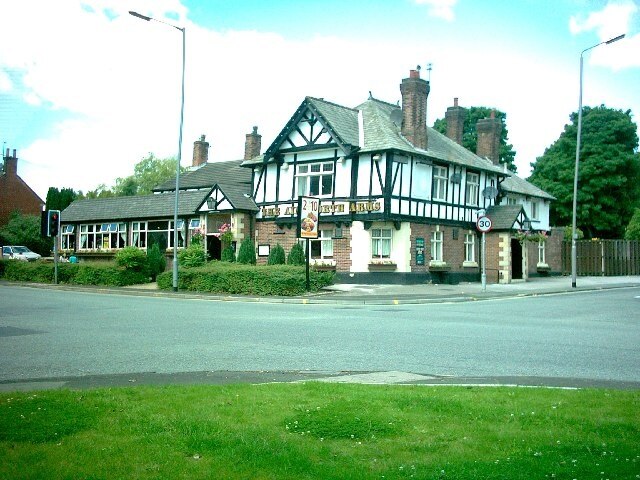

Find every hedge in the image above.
[157,262,334,295]
[0,260,148,287]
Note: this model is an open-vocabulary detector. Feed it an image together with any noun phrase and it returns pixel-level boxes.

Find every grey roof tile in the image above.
[154,159,251,191]
[486,204,528,230]
[215,182,258,211]
[61,191,207,223]
[501,174,555,200]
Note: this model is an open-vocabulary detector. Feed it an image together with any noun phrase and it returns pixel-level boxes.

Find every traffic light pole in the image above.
[53,233,58,285]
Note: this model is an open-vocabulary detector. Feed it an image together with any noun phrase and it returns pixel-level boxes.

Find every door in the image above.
[511,238,523,280]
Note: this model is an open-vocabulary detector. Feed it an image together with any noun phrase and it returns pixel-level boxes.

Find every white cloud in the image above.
[414,0,457,21]
[569,0,639,69]
[0,70,11,92]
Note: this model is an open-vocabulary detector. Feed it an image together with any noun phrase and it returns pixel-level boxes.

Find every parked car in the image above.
[1,245,42,261]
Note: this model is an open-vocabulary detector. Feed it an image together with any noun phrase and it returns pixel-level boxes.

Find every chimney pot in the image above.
[409,69,420,79]
[454,97,458,107]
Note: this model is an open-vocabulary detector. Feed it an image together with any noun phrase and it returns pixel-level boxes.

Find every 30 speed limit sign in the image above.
[476,216,492,233]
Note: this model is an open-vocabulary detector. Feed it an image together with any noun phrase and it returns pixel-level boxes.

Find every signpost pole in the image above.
[54,233,58,285]
[481,232,486,292]
[306,238,310,292]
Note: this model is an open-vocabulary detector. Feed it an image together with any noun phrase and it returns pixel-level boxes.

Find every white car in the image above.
[2,245,42,261]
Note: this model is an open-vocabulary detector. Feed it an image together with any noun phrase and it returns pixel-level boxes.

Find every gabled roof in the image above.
[197,182,258,213]
[61,191,208,223]
[501,173,556,201]
[244,95,504,175]
[252,97,360,165]
[153,159,251,192]
[486,204,530,231]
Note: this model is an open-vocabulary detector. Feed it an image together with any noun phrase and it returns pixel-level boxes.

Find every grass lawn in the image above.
[1,383,638,479]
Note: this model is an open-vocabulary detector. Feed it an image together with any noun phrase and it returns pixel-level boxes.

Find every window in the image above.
[79,223,126,250]
[168,220,186,248]
[507,196,518,205]
[371,228,392,259]
[308,229,334,260]
[531,201,539,220]
[432,165,448,201]
[296,162,334,197]
[61,225,76,250]
[538,240,546,265]
[431,228,443,262]
[465,172,480,206]
[132,222,147,248]
[464,232,475,263]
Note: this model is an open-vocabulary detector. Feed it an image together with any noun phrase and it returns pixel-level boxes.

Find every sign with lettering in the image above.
[297,196,320,239]
[416,237,425,265]
[259,200,382,219]
[476,216,493,233]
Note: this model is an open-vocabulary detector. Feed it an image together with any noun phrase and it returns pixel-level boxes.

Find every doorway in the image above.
[511,238,523,280]
[207,235,222,260]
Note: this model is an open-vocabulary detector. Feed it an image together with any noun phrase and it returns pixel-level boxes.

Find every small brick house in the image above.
[0,148,45,228]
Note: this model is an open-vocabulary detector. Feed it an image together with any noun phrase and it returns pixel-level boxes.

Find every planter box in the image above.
[368,263,397,271]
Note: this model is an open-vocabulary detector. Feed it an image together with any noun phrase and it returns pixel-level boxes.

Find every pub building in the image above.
[61,70,557,284]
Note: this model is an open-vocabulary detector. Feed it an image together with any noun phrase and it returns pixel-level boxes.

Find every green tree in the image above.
[146,243,167,280]
[81,184,115,199]
[236,238,256,264]
[221,245,236,262]
[113,153,186,196]
[433,106,517,172]
[625,209,640,240]
[287,242,306,266]
[529,106,639,238]
[0,213,53,256]
[45,187,78,211]
[267,243,286,265]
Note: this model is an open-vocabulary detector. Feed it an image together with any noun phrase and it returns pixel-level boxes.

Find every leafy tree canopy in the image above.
[433,106,517,173]
[528,105,639,239]
[114,153,185,197]
[0,212,53,256]
[46,187,78,211]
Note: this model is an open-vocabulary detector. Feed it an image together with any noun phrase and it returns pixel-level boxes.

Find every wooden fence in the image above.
[562,240,640,276]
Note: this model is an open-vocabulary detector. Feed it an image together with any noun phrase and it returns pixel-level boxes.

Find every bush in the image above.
[624,208,640,240]
[0,212,53,257]
[237,238,256,265]
[114,246,148,272]
[563,225,584,241]
[287,242,306,265]
[2,260,147,286]
[157,262,334,295]
[146,243,166,280]
[267,243,286,265]
[178,244,206,268]
[221,245,236,262]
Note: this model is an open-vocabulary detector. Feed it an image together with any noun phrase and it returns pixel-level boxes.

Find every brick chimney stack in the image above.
[476,111,502,165]
[192,135,209,168]
[445,97,466,146]
[244,126,261,160]
[400,69,430,150]
[3,148,18,176]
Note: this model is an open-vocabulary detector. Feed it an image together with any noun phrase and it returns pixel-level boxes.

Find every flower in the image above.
[218,223,233,244]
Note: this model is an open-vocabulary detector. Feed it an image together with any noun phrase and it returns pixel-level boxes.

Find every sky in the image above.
[1,0,639,200]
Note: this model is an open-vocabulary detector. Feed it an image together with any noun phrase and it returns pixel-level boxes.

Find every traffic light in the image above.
[47,210,60,237]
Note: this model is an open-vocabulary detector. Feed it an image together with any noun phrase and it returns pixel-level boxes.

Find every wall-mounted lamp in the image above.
[372,154,381,161]
[281,162,289,171]
[336,156,345,164]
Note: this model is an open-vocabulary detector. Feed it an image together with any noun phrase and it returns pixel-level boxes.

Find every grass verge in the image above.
[1,383,638,479]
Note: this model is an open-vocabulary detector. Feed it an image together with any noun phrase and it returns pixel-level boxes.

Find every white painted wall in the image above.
[349,221,370,272]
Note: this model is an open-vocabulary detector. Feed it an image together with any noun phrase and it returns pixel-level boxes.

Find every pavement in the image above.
[2,275,640,391]
[35,273,640,305]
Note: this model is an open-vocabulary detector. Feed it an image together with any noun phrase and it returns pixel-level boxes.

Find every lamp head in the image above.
[129,11,152,21]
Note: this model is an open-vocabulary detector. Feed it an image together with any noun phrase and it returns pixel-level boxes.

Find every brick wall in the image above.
[400,70,430,150]
[0,152,44,227]
[410,223,480,272]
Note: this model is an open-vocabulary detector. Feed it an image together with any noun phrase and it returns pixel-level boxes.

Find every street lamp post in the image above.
[571,33,624,288]
[129,11,185,292]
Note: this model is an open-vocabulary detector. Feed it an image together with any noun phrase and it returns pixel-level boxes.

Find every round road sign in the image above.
[476,216,492,233]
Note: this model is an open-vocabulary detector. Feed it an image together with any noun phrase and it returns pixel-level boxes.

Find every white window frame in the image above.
[530,201,539,220]
[465,172,480,206]
[432,165,448,201]
[538,240,547,266]
[463,232,476,265]
[132,221,147,248]
[296,161,334,197]
[307,229,335,264]
[168,220,186,249]
[371,228,392,260]
[430,227,444,263]
[61,225,75,250]
[507,196,518,205]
